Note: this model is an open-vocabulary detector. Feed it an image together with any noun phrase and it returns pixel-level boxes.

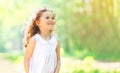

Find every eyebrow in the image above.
[45,14,55,18]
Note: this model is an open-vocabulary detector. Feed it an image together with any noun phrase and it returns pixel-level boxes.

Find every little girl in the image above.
[23,8,61,73]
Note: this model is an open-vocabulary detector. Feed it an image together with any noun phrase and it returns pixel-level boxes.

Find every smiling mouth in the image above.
[48,23,54,25]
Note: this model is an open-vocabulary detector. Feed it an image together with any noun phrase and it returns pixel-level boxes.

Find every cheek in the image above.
[40,19,46,25]
[43,19,48,24]
[40,21,49,29]
[54,20,56,24]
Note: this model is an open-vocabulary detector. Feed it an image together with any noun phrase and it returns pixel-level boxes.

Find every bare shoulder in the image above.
[26,36,36,50]
[57,40,60,45]
[29,36,36,44]
[24,36,36,59]
[56,40,60,48]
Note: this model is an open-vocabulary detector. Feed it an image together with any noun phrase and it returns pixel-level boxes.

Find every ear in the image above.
[35,20,40,26]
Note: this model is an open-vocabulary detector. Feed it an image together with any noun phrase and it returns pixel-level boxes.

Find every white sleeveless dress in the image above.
[29,33,57,73]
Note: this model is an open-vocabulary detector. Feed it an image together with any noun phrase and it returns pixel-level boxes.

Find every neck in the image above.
[39,29,51,41]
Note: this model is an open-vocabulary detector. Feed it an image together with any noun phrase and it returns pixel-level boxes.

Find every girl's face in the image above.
[37,11,56,32]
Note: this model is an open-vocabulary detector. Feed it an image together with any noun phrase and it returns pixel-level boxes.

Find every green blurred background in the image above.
[0,0,120,73]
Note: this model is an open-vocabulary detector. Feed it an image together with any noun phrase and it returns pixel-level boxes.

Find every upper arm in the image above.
[24,37,36,60]
[56,40,60,61]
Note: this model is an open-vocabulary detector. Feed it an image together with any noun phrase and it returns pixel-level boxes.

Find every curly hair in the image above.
[23,8,54,48]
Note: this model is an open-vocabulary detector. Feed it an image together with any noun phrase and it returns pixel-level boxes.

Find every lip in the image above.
[48,23,54,25]
[48,24,54,25]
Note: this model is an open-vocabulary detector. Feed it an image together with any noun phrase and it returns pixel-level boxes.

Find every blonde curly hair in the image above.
[23,8,54,48]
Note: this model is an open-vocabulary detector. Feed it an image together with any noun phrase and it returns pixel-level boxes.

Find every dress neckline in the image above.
[37,33,53,43]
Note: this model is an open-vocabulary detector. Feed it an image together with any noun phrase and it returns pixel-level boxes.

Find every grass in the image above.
[60,56,120,73]
[0,52,23,63]
[0,50,120,73]
[61,47,120,61]
[60,48,120,73]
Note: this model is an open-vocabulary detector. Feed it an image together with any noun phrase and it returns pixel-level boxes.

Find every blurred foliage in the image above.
[60,57,120,73]
[0,0,120,61]
[0,52,23,63]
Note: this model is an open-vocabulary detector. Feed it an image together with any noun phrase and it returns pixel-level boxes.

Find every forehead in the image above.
[41,11,54,17]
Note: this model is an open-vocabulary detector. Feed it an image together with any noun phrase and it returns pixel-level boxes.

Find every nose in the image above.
[49,18,54,21]
[49,18,55,23]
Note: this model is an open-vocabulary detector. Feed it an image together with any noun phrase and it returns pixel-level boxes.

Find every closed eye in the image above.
[52,17,55,19]
[46,16,49,19]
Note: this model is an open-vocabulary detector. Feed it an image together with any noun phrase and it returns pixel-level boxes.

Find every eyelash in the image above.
[52,17,55,19]
[46,17,49,19]
[46,17,55,19]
